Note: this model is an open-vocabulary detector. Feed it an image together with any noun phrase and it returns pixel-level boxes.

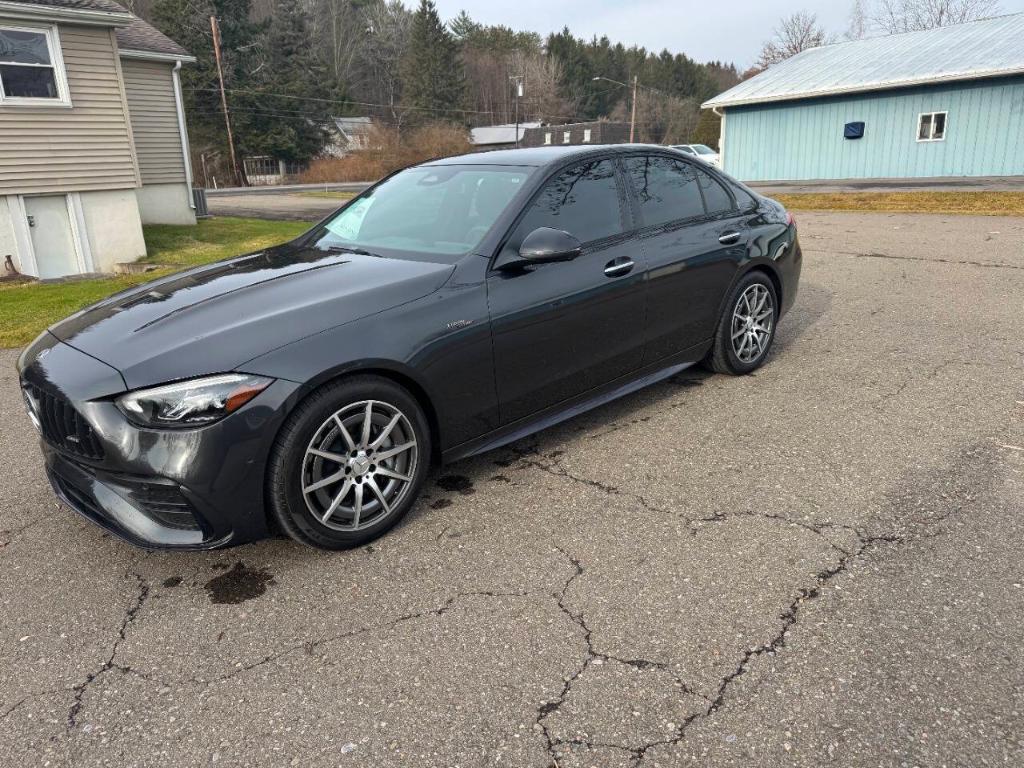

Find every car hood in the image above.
[50,245,455,389]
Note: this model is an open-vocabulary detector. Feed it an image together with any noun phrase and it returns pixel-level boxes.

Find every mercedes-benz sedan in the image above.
[18,145,801,550]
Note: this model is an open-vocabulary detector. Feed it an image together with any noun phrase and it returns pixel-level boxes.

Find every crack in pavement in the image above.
[805,248,1024,271]
[511,447,855,554]
[67,567,151,729]
[193,589,532,685]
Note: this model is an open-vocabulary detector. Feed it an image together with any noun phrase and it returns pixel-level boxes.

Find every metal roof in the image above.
[704,12,1024,109]
[470,123,541,146]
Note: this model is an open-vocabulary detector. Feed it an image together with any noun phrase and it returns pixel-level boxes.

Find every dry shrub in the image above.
[300,122,473,183]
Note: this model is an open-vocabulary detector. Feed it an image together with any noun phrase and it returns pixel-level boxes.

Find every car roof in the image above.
[422,144,677,168]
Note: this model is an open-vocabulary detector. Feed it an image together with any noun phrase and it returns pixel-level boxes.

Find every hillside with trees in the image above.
[136,0,740,182]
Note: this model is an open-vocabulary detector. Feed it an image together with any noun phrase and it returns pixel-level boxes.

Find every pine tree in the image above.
[248,0,338,162]
[399,0,465,123]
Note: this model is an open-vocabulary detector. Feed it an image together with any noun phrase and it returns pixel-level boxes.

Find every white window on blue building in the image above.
[917,112,947,142]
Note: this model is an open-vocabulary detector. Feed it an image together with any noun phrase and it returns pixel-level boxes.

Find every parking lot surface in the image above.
[2,211,1023,767]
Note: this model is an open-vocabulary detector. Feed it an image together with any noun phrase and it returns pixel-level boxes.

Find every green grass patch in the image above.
[295,191,356,200]
[775,191,1024,216]
[0,217,310,349]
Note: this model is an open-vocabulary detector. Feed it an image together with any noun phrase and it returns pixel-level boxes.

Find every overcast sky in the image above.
[432,0,1024,67]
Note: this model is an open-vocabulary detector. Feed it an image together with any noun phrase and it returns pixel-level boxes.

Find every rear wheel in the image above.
[267,376,430,550]
[705,271,778,375]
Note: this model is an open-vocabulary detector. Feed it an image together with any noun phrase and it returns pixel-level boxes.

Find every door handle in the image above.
[718,231,742,245]
[603,258,634,277]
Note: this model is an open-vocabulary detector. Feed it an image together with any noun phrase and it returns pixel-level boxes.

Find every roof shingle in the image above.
[116,17,191,58]
[4,0,131,14]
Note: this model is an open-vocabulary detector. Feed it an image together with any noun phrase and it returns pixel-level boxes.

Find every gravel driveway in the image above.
[2,211,1022,767]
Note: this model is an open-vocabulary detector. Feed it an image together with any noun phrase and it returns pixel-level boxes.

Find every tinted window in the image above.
[624,156,704,227]
[518,159,623,242]
[693,166,734,214]
[314,165,531,262]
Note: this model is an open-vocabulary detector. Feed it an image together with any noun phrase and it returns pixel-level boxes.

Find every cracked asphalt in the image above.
[2,210,1023,767]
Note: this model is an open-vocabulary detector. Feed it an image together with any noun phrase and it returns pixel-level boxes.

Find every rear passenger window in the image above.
[693,166,734,214]
[624,156,704,227]
[517,159,623,242]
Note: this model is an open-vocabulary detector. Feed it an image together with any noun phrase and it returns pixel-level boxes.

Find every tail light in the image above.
[785,211,795,228]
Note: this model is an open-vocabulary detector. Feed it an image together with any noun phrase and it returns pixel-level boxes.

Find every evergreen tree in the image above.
[248,0,338,162]
[399,0,465,122]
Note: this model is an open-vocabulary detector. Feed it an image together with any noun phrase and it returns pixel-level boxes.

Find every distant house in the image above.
[327,116,374,155]
[703,13,1024,182]
[470,122,540,151]
[0,0,195,280]
[520,121,631,149]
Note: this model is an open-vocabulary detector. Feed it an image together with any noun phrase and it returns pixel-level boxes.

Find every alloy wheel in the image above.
[301,400,418,531]
[731,283,774,364]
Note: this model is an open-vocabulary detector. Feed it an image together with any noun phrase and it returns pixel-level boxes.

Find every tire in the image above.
[705,271,778,375]
[266,375,431,550]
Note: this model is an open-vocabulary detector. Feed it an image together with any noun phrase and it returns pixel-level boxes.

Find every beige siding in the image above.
[121,58,186,185]
[0,23,139,195]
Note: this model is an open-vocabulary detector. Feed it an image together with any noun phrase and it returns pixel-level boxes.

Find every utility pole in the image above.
[629,74,638,143]
[210,16,241,185]
[510,75,524,148]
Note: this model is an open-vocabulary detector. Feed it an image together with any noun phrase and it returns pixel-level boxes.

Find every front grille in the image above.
[23,383,104,460]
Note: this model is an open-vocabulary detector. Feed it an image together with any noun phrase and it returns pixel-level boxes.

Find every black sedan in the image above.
[17,145,801,550]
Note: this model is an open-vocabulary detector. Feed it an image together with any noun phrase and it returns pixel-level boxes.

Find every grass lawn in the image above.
[775,191,1024,216]
[295,191,356,200]
[0,217,310,349]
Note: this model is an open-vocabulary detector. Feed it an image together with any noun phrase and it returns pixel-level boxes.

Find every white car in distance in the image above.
[671,144,721,167]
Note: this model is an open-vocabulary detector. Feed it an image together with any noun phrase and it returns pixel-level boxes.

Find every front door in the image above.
[622,155,743,362]
[487,158,647,424]
[24,195,78,279]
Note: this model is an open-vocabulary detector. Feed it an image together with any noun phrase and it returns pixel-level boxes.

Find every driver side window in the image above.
[515,159,624,245]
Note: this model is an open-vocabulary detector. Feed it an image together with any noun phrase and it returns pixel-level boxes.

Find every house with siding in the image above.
[0,0,195,280]
[703,13,1024,183]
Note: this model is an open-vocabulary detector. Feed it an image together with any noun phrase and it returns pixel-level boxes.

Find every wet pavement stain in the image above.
[162,576,183,588]
[204,562,275,605]
[436,475,475,495]
[431,498,453,510]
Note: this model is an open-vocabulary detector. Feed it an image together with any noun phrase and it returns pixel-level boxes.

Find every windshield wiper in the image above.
[326,245,384,259]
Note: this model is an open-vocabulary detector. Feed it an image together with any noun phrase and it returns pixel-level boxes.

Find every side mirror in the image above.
[519,227,582,264]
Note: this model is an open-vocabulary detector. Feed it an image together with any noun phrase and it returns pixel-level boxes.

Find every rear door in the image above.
[622,154,745,362]
[487,158,647,424]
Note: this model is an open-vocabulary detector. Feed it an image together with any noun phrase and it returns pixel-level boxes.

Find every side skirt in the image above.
[441,347,706,464]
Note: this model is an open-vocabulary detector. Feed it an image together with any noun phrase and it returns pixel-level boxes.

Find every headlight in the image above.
[117,373,273,428]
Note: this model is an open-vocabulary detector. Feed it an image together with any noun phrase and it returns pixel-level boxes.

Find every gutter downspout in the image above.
[172,60,196,209]
[713,106,726,169]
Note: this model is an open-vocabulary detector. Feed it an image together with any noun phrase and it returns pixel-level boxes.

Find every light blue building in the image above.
[703,14,1024,182]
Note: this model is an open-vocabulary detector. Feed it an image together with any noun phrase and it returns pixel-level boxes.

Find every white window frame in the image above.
[582,129,592,143]
[916,111,947,143]
[0,24,72,107]
[543,132,552,145]
[562,131,571,144]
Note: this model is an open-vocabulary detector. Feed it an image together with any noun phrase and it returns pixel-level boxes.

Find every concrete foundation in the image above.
[135,182,197,225]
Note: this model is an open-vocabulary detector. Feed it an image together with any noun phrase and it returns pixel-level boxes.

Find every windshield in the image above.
[692,144,716,155]
[312,165,532,263]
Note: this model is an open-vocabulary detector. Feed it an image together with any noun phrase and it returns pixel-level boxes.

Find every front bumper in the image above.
[19,334,303,549]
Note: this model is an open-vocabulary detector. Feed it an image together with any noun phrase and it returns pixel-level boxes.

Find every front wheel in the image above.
[266,376,431,550]
[705,271,778,375]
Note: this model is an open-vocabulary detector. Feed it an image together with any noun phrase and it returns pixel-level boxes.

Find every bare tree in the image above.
[756,11,832,69]
[870,0,1001,32]
[847,0,870,39]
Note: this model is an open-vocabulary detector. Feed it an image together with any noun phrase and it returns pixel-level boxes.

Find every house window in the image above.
[543,132,552,145]
[563,131,571,144]
[917,112,946,142]
[583,129,592,142]
[0,25,69,105]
